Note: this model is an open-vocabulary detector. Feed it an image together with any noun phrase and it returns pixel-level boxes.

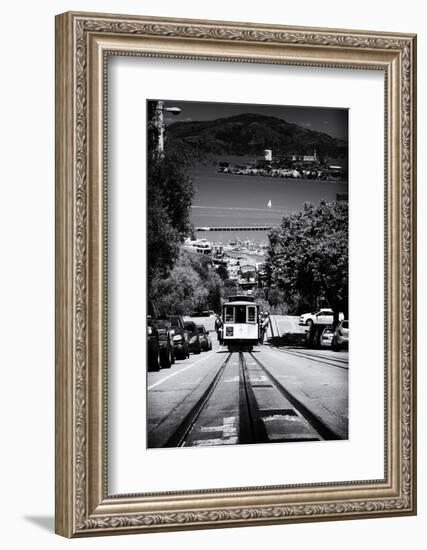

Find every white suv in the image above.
[299,308,344,327]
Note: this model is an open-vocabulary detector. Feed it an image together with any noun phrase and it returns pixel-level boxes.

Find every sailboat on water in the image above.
[267,199,272,208]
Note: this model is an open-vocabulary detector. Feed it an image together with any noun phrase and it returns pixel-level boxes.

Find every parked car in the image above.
[156,319,175,368]
[184,321,202,354]
[167,315,189,359]
[320,327,335,347]
[147,317,175,370]
[332,320,349,351]
[299,308,344,327]
[147,316,161,371]
[196,325,212,351]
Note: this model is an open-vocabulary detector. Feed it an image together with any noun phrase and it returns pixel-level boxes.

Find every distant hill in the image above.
[167,113,347,159]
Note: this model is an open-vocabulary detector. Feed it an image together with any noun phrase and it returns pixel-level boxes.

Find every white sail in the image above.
[267,200,272,208]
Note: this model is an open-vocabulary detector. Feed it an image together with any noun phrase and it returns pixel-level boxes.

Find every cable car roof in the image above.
[223,301,258,307]
[226,295,255,302]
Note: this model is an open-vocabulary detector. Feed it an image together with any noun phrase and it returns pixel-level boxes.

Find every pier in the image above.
[195,225,277,232]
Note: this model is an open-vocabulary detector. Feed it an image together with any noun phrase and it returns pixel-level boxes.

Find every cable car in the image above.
[221,297,260,351]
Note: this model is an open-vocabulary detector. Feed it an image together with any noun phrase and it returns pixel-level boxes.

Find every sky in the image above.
[156,99,348,140]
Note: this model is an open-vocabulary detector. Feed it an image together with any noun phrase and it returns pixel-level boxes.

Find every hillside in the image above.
[167,113,347,159]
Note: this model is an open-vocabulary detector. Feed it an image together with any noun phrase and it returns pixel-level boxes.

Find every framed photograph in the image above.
[55,12,417,537]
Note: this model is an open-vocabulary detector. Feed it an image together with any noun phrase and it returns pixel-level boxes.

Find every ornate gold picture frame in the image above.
[55,11,416,537]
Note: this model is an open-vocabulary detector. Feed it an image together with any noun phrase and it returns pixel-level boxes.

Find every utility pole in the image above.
[153,101,181,158]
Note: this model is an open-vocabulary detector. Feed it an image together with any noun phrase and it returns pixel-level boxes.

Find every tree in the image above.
[251,288,272,314]
[155,263,208,316]
[148,101,225,314]
[216,263,229,281]
[265,200,348,321]
[185,253,224,313]
[267,288,284,308]
[148,152,195,284]
[223,279,240,300]
[147,100,196,300]
[154,251,224,316]
[205,270,224,313]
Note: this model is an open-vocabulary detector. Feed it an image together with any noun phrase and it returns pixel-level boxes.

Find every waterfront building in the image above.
[183,238,212,255]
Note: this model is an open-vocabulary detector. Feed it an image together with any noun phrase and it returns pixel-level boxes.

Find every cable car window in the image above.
[235,305,246,323]
[225,306,234,323]
[247,306,256,323]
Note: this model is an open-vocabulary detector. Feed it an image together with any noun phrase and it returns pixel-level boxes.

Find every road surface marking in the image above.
[148,354,214,390]
[222,416,238,441]
[192,438,224,446]
[201,426,224,433]
[263,414,300,422]
[249,375,268,383]
[224,376,240,383]
[196,417,238,446]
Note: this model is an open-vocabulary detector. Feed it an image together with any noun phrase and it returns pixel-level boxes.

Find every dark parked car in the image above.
[147,316,161,371]
[147,317,175,371]
[184,321,201,354]
[156,319,175,368]
[147,300,175,370]
[167,315,190,359]
[197,324,212,351]
[332,320,349,351]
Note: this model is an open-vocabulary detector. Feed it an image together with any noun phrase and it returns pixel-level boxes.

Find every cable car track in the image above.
[238,352,269,444]
[247,352,341,441]
[164,352,232,447]
[293,349,349,364]
[163,350,341,447]
[271,347,349,370]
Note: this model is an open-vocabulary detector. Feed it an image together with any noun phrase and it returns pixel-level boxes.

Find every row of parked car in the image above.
[319,320,349,351]
[299,308,349,351]
[147,313,213,371]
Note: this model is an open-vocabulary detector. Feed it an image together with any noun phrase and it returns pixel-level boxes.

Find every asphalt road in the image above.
[147,315,348,448]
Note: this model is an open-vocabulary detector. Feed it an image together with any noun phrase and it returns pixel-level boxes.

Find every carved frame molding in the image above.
[55,12,416,537]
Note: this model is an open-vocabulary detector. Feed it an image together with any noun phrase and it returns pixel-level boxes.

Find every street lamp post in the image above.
[154,101,181,157]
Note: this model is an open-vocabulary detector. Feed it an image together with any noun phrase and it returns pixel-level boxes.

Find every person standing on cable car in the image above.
[214,314,223,344]
[258,312,264,343]
[260,312,270,344]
